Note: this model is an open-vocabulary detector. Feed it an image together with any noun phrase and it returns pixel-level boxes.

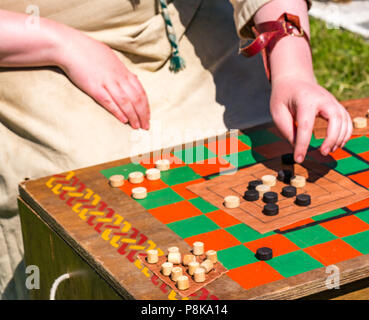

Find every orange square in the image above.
[205,137,250,157]
[347,198,369,212]
[205,210,241,228]
[349,171,369,189]
[184,229,241,251]
[359,150,369,162]
[329,148,351,160]
[244,234,299,257]
[253,140,293,159]
[308,148,350,163]
[303,239,361,266]
[227,261,284,290]
[171,179,205,200]
[147,201,202,224]
[119,178,167,195]
[321,215,369,237]
[140,153,184,169]
[278,218,315,232]
[188,157,235,177]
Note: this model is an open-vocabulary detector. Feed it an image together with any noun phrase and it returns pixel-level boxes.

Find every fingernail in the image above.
[296,155,303,163]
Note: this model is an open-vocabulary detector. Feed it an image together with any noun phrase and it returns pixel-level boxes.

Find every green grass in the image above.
[310,17,369,101]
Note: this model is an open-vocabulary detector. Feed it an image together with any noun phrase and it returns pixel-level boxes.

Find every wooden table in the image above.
[18,106,369,300]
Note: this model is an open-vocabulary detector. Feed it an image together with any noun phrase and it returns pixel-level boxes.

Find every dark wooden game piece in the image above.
[263,203,279,216]
[248,180,263,190]
[281,153,295,165]
[244,190,259,201]
[277,169,293,183]
[256,247,273,261]
[262,191,278,204]
[282,186,297,198]
[296,194,311,206]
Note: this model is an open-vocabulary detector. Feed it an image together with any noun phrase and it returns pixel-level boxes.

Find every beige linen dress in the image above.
[0,0,297,299]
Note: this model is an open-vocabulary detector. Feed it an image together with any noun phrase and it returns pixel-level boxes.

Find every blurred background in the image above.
[309,0,369,100]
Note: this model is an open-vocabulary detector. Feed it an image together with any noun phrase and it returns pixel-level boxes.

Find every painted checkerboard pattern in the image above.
[100,129,369,291]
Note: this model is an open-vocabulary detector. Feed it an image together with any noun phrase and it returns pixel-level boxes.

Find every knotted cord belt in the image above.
[240,13,311,81]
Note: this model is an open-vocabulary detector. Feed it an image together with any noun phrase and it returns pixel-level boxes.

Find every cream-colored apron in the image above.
[0,0,272,299]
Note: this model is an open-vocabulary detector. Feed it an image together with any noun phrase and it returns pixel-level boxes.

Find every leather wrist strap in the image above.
[240,13,311,81]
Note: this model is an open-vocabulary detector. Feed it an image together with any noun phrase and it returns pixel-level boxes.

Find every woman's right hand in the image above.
[55,28,150,130]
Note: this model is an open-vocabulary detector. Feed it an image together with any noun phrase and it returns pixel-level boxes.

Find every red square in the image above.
[303,239,362,266]
[278,218,315,232]
[253,140,293,159]
[147,201,202,224]
[349,171,369,189]
[119,178,167,195]
[321,215,369,237]
[205,137,250,156]
[347,198,369,212]
[308,148,351,163]
[188,157,235,177]
[205,210,240,228]
[140,153,184,170]
[244,234,299,257]
[171,179,205,200]
[184,229,241,252]
[359,150,369,162]
[227,261,284,290]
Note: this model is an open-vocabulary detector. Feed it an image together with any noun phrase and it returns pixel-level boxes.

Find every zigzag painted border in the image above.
[45,171,219,300]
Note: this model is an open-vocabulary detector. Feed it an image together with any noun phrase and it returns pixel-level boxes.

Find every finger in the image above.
[126,77,150,130]
[332,109,347,152]
[341,111,353,148]
[94,89,128,124]
[121,77,150,130]
[270,103,296,146]
[294,108,316,163]
[106,83,140,129]
[319,108,342,156]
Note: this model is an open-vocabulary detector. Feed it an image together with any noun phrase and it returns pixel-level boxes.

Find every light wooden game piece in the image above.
[147,249,159,264]
[200,259,214,273]
[255,184,271,196]
[291,175,306,188]
[161,262,173,276]
[131,187,147,199]
[353,117,367,129]
[109,175,124,188]
[261,175,276,187]
[193,267,206,283]
[193,241,204,255]
[128,171,144,184]
[183,254,196,266]
[168,246,179,253]
[188,261,200,275]
[168,252,182,264]
[205,250,218,264]
[177,275,190,290]
[171,266,183,281]
[145,168,161,181]
[224,195,240,208]
[155,159,170,171]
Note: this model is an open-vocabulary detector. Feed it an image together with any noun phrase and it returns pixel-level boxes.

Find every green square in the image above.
[172,146,217,164]
[312,208,346,221]
[344,136,369,154]
[343,230,369,254]
[100,163,146,179]
[309,134,324,148]
[189,197,218,213]
[223,150,265,168]
[356,209,369,224]
[160,166,202,186]
[167,215,220,238]
[284,225,337,249]
[267,250,323,278]
[238,130,280,148]
[226,224,274,243]
[136,188,183,210]
[218,245,258,270]
[327,157,369,175]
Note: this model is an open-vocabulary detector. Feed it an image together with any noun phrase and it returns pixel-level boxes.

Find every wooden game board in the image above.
[18,100,369,299]
[314,97,369,139]
[188,158,369,233]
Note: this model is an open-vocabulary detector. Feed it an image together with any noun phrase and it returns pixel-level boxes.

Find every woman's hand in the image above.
[55,30,150,130]
[270,76,352,163]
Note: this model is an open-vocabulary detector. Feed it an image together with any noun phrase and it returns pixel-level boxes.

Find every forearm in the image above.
[0,9,67,67]
[254,0,315,83]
